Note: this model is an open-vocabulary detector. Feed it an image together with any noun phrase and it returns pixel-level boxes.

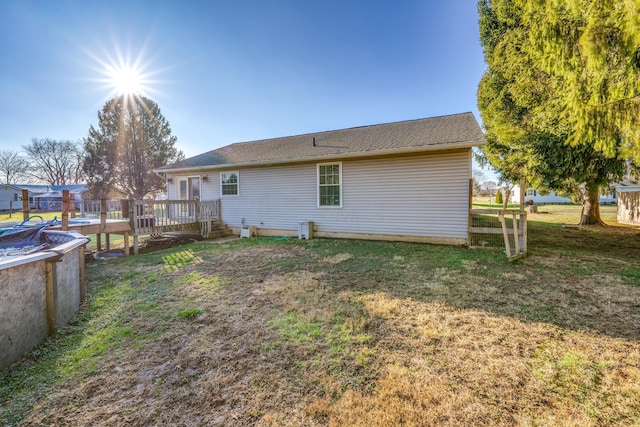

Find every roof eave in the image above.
[155,139,484,174]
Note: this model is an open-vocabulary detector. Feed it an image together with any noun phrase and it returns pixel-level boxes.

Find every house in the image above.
[34,185,89,211]
[0,184,49,210]
[615,183,640,226]
[510,186,617,205]
[0,184,25,211]
[155,113,486,245]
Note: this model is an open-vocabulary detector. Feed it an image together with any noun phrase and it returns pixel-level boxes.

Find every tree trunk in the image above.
[579,187,604,225]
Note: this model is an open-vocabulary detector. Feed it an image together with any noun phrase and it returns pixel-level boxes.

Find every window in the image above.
[526,189,536,196]
[221,172,239,196]
[318,163,342,207]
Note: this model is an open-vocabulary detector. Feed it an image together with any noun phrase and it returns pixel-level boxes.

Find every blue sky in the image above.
[0,1,487,164]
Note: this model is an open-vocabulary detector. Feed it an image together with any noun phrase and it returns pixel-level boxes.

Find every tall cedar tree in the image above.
[477,0,626,225]
[84,96,184,199]
[525,0,640,161]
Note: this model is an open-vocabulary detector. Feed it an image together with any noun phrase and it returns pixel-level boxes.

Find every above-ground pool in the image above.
[0,224,89,369]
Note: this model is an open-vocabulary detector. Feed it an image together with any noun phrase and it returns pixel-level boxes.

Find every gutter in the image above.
[155,139,485,174]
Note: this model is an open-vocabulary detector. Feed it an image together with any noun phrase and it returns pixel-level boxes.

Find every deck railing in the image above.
[80,199,124,220]
[130,199,220,236]
[80,198,220,238]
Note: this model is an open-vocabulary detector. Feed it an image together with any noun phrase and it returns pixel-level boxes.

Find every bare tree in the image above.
[0,150,29,184]
[472,169,487,195]
[23,138,84,185]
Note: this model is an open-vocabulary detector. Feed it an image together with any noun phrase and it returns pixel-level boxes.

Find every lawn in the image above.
[1,208,639,426]
[0,210,60,223]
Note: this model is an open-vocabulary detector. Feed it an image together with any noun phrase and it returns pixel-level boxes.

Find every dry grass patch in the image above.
[2,229,640,426]
[322,297,640,426]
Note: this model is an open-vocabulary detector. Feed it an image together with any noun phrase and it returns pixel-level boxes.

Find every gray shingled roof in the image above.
[157,112,485,172]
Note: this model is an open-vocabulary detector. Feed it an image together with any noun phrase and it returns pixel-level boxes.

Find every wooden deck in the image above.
[9,190,223,255]
[81,198,221,255]
[53,218,132,255]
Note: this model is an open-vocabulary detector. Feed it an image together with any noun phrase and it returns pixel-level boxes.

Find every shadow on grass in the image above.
[297,225,640,342]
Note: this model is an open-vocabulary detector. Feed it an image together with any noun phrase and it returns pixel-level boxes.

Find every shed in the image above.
[616,184,640,226]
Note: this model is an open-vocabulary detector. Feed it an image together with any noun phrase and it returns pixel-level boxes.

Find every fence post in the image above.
[22,189,29,221]
[498,211,512,259]
[512,212,520,257]
[61,190,69,230]
[468,178,473,246]
[522,212,528,253]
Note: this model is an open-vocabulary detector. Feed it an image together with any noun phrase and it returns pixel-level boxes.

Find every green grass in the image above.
[0,210,61,223]
[620,266,640,286]
[176,307,203,320]
[1,216,639,426]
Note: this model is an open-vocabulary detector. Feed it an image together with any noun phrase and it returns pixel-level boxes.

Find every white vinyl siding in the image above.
[209,150,471,240]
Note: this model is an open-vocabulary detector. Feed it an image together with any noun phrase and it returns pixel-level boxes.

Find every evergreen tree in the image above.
[477,0,627,225]
[524,0,640,161]
[83,96,184,199]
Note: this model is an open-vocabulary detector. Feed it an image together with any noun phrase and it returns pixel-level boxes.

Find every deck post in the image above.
[129,199,138,255]
[22,189,29,221]
[100,198,107,231]
[69,193,76,218]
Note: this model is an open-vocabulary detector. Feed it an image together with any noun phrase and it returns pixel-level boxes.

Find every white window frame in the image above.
[220,171,239,197]
[317,162,342,208]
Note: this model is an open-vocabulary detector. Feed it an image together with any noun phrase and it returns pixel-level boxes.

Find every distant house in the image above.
[0,184,24,211]
[155,113,486,245]
[0,184,49,210]
[615,184,640,226]
[34,185,89,211]
[510,186,616,205]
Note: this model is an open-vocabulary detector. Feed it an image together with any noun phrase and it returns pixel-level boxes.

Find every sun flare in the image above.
[108,65,144,95]
[86,47,158,99]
